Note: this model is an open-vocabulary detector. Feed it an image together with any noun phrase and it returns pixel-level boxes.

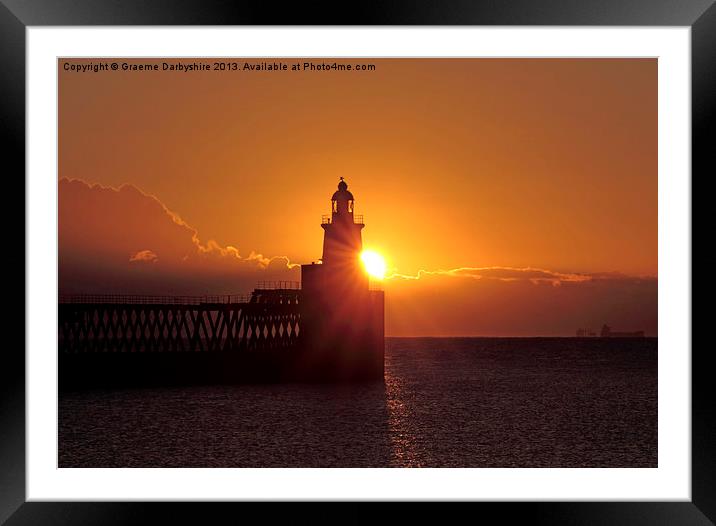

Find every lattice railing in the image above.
[58,303,301,353]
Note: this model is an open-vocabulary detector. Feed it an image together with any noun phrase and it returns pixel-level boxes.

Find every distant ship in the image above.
[576,325,646,337]
[576,328,597,337]
[600,324,645,338]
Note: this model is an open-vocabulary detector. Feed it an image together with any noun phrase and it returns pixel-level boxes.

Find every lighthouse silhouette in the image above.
[300,178,384,381]
[321,177,365,267]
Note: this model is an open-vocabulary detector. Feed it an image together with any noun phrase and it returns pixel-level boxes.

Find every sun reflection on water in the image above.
[384,368,426,467]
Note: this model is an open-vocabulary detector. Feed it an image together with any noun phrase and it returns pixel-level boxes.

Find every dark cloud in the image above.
[388,267,584,286]
[59,178,298,295]
[387,266,656,286]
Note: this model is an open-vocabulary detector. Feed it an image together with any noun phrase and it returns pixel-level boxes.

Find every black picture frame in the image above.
[2,0,709,523]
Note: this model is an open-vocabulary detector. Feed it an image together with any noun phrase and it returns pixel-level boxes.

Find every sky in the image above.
[58,58,657,336]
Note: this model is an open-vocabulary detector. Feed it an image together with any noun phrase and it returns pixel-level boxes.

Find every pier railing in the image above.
[59,294,253,305]
[254,281,301,290]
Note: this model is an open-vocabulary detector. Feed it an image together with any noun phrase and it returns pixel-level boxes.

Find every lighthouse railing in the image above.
[321,214,364,225]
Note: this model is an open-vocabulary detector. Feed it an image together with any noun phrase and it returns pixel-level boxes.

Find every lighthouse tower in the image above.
[321,177,364,266]
[299,178,384,381]
[317,178,369,290]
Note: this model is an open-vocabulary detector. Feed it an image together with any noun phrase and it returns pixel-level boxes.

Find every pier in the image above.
[59,286,301,354]
[58,179,385,387]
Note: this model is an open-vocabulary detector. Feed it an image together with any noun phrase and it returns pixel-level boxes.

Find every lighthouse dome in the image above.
[331,178,354,201]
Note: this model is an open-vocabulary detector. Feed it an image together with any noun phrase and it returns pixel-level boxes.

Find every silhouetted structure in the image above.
[58,179,384,387]
[58,289,301,353]
[600,324,645,338]
[301,178,384,380]
[576,328,597,337]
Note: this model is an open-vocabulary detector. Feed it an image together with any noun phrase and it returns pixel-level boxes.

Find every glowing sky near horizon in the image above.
[58,58,657,335]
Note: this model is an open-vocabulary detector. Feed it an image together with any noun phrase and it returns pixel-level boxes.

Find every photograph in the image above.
[57,57,658,469]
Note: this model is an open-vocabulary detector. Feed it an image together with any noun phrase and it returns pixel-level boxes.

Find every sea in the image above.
[58,337,657,468]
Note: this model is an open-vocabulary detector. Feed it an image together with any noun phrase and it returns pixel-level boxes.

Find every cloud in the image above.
[59,178,299,294]
[129,249,158,263]
[386,266,647,286]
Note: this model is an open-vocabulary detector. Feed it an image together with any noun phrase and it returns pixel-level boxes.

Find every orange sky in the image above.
[58,58,657,336]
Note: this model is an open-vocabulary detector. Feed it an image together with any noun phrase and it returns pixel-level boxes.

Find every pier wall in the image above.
[58,288,384,387]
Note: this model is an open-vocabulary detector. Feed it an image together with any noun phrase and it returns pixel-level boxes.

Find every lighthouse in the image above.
[300,179,384,381]
[317,177,369,290]
[321,178,364,263]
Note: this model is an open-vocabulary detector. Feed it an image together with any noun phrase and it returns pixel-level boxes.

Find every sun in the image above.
[360,250,387,280]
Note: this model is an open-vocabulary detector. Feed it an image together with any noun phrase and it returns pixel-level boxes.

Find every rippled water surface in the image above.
[59,338,657,467]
